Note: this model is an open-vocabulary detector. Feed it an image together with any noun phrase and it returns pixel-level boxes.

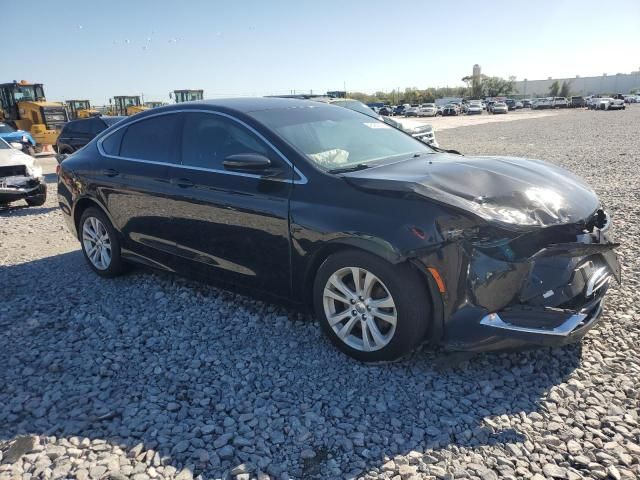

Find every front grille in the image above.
[0,165,27,177]
[42,107,68,130]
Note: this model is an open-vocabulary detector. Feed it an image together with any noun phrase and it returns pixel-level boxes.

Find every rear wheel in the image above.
[313,250,431,362]
[79,207,127,277]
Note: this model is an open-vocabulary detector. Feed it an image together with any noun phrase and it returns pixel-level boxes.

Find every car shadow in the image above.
[0,251,583,479]
[0,205,58,217]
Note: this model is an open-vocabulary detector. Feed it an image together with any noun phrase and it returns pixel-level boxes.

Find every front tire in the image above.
[313,250,431,362]
[79,207,127,277]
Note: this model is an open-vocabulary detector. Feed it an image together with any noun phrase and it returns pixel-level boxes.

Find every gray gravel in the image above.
[1,108,639,479]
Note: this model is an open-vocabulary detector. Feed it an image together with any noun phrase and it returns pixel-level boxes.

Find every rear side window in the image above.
[73,121,92,134]
[90,119,106,135]
[119,113,181,163]
[181,112,282,170]
[101,128,125,155]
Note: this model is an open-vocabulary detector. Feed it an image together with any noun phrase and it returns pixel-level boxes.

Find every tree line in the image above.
[348,75,516,105]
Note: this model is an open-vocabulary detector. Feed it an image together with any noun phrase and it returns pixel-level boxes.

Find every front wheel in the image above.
[313,250,431,362]
[79,207,127,277]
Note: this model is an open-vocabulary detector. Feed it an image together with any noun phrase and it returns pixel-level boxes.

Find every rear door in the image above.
[165,111,294,298]
[95,112,183,266]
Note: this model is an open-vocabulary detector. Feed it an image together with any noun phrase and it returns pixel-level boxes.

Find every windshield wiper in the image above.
[429,145,463,155]
[327,163,371,174]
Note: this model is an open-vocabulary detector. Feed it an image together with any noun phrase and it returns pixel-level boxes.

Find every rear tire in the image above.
[313,250,431,362]
[79,207,127,278]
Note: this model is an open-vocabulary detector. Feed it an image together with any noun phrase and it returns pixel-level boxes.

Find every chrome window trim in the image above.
[96,109,308,184]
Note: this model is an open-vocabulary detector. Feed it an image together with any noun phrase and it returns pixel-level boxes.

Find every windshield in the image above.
[331,100,376,117]
[251,105,432,171]
[0,124,16,133]
[12,84,44,102]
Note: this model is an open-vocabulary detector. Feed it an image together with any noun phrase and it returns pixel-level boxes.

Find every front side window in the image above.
[0,124,15,133]
[181,113,282,171]
[0,138,10,150]
[251,105,432,171]
[119,113,181,163]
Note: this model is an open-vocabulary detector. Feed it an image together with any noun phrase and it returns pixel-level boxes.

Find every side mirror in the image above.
[55,153,69,164]
[9,142,23,150]
[223,153,271,172]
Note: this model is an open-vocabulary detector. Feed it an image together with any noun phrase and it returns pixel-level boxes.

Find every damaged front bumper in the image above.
[420,209,621,351]
[0,174,46,204]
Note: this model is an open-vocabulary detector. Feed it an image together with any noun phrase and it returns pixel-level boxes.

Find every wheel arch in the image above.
[301,239,443,343]
[72,197,118,241]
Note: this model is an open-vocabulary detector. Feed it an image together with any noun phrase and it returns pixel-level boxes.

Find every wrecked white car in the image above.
[0,138,46,207]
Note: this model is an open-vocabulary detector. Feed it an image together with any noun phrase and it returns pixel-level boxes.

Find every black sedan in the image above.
[56,115,126,155]
[57,98,620,362]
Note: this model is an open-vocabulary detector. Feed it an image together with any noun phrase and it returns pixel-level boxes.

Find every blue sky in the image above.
[6,0,639,104]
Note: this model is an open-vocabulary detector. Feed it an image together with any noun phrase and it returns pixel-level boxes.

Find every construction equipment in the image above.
[108,96,149,116]
[144,101,165,109]
[0,80,69,148]
[66,100,100,119]
[173,89,204,103]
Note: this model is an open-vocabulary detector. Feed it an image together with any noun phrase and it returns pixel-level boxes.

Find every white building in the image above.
[513,71,640,97]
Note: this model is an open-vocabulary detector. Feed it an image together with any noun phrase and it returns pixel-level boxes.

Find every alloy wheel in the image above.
[322,267,397,352]
[82,216,112,270]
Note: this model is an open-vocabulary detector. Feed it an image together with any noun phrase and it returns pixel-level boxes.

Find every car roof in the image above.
[184,97,324,113]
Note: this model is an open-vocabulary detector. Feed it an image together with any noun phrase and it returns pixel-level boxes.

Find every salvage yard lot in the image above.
[1,108,638,479]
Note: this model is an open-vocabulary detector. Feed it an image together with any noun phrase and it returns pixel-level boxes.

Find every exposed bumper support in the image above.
[480,310,589,337]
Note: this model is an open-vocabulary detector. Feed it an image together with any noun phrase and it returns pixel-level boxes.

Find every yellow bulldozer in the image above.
[172,89,204,103]
[66,100,100,120]
[107,96,149,116]
[0,80,69,148]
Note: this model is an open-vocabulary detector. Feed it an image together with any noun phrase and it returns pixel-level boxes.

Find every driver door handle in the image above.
[170,177,194,188]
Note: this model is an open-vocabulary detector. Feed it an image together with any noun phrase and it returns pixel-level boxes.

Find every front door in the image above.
[166,111,294,298]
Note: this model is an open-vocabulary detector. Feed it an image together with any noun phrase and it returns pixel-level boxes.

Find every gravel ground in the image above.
[1,108,638,480]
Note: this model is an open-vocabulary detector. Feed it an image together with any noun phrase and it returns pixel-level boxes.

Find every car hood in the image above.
[0,149,36,168]
[343,154,600,228]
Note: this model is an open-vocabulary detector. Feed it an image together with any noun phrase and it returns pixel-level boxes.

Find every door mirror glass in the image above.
[223,153,271,172]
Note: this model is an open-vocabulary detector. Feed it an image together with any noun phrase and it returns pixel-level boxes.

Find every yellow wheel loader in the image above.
[108,96,149,116]
[66,100,100,119]
[172,89,204,103]
[0,80,69,149]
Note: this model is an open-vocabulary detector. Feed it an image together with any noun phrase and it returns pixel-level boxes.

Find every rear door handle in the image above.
[102,168,119,177]
[170,177,194,188]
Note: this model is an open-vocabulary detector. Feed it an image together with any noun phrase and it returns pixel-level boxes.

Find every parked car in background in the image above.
[569,96,586,108]
[607,98,626,110]
[532,98,552,110]
[56,116,125,154]
[393,105,406,116]
[57,97,620,361]
[553,97,568,108]
[328,99,438,147]
[418,103,438,117]
[0,123,36,155]
[378,106,393,116]
[436,105,444,115]
[515,101,523,109]
[441,104,459,116]
[0,138,46,207]
[466,103,483,115]
[522,99,532,108]
[491,102,508,114]
[504,99,517,111]
[404,107,420,117]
